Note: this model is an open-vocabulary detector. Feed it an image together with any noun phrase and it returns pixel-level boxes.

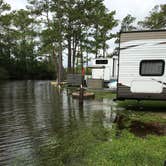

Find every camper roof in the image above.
[120,29,166,43]
[120,29,166,34]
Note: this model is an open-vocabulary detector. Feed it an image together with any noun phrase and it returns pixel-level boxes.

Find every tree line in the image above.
[0,0,165,80]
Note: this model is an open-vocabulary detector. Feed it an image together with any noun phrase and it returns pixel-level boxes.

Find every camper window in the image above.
[96,60,108,64]
[140,60,165,76]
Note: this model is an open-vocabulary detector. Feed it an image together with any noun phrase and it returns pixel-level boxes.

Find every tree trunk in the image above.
[57,0,63,84]
[103,42,106,58]
[52,49,58,80]
[58,42,63,84]
[67,37,72,73]
[95,25,99,59]
[102,34,106,58]
[86,52,88,73]
[72,36,78,74]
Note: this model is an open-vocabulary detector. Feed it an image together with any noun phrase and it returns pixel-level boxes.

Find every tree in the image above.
[0,0,56,80]
[11,10,36,77]
[27,0,118,78]
[62,0,117,71]
[112,14,136,57]
[121,14,136,32]
[27,0,64,82]
[138,4,166,30]
[99,11,117,57]
[0,0,10,14]
[0,0,11,78]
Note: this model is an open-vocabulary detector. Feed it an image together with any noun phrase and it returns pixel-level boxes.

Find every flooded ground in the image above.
[0,81,166,165]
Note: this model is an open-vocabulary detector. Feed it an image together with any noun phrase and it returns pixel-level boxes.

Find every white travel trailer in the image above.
[91,56,118,83]
[117,30,166,100]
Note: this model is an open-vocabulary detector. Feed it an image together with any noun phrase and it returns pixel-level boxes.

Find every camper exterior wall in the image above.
[92,58,118,81]
[117,30,166,100]
[92,59,112,81]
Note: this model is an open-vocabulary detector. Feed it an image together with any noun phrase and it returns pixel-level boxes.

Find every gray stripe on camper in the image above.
[156,42,166,45]
[151,79,166,86]
[120,44,141,50]
[117,84,166,100]
[121,31,166,42]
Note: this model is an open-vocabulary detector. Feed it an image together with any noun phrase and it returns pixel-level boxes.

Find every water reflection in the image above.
[0,81,116,165]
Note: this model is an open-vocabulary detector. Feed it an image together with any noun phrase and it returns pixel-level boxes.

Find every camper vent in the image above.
[96,60,108,64]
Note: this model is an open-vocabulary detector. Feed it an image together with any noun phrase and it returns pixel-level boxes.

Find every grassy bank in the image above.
[47,87,166,166]
[85,89,116,99]
[39,125,166,166]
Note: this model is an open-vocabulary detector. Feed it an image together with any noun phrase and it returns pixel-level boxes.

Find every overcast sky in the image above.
[6,0,166,21]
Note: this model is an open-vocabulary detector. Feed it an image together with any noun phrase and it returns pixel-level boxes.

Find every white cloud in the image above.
[104,0,166,53]
[5,0,166,21]
[104,0,166,22]
[5,0,27,10]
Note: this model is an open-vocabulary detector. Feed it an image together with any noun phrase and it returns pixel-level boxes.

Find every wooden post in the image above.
[79,68,85,106]
[79,84,84,105]
[79,42,84,106]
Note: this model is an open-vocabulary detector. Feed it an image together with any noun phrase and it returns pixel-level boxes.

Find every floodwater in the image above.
[0,81,165,165]
[0,81,118,165]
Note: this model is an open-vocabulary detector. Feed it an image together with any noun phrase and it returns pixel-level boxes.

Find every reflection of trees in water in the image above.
[0,81,56,165]
[53,89,119,135]
[0,81,37,165]
[102,99,117,128]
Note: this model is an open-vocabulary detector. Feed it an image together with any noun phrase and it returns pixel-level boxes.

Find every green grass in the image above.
[63,87,116,99]
[87,90,116,99]
[118,100,166,109]
[39,124,166,166]
[117,100,166,123]
[130,112,166,124]
[86,130,166,166]
[46,88,166,165]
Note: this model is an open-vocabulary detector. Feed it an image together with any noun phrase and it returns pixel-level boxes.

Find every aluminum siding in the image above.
[117,31,166,100]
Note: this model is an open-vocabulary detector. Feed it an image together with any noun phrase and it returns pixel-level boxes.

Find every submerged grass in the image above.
[48,87,166,165]
[87,90,116,99]
[64,87,116,99]
[39,123,166,166]
[85,90,166,124]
